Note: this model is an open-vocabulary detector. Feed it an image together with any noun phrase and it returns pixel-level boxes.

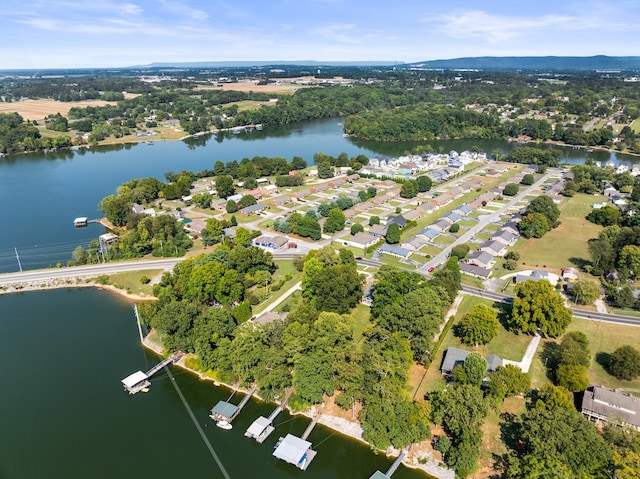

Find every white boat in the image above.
[216,420,232,430]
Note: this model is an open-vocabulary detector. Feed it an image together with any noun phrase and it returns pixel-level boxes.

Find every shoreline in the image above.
[0,279,451,478]
[143,333,453,479]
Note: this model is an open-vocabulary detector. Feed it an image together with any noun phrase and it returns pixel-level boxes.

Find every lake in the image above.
[0,288,426,479]
[0,117,637,272]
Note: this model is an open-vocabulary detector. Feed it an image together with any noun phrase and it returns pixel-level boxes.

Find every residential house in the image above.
[261,184,278,196]
[480,240,507,257]
[403,209,421,222]
[402,235,429,251]
[440,347,503,375]
[431,218,451,232]
[459,262,492,280]
[467,250,495,269]
[272,195,292,206]
[387,215,408,229]
[368,224,387,238]
[417,227,440,241]
[581,385,640,430]
[239,203,268,216]
[515,270,552,284]
[453,204,472,217]
[562,267,579,282]
[254,235,288,249]
[378,244,411,259]
[491,229,518,246]
[345,232,379,250]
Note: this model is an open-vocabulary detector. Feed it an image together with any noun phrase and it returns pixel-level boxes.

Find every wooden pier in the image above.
[245,388,293,443]
[121,352,183,395]
[301,414,320,441]
[368,446,410,479]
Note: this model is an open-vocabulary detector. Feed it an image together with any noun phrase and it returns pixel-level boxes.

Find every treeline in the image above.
[506,146,562,167]
[344,104,503,141]
[0,112,72,154]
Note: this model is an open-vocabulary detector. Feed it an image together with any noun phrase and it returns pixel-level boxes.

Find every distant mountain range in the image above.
[401,55,640,71]
[128,60,401,69]
[130,56,640,71]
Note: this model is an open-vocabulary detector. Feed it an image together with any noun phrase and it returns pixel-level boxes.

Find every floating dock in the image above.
[210,385,257,424]
[121,352,183,394]
[273,434,317,470]
[245,388,292,443]
[273,413,321,470]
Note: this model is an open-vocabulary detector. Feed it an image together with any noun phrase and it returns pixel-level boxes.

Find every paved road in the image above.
[419,169,558,273]
[0,258,183,286]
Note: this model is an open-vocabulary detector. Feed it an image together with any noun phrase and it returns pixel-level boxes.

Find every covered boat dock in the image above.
[273,434,317,470]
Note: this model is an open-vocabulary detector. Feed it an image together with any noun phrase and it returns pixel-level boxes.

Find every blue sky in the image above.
[2,0,640,69]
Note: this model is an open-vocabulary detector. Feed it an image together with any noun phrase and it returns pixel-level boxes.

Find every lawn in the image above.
[566,317,640,391]
[414,294,533,396]
[106,269,163,296]
[513,194,603,276]
[351,303,371,347]
[432,235,456,246]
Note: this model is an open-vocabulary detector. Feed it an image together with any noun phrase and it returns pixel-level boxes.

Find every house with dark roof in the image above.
[459,262,492,279]
[440,347,503,374]
[581,385,640,430]
[239,203,268,215]
[386,215,407,229]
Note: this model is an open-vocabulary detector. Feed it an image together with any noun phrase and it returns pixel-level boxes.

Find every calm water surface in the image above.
[0,117,638,272]
[0,288,425,479]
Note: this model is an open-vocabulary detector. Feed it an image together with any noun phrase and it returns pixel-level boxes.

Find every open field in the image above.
[511,193,602,277]
[0,95,138,120]
[195,80,309,94]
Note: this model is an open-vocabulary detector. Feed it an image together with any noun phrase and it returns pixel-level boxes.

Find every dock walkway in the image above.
[386,447,410,477]
[301,414,320,441]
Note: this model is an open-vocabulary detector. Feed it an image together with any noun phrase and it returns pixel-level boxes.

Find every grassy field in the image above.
[351,304,371,347]
[511,193,602,277]
[106,269,163,296]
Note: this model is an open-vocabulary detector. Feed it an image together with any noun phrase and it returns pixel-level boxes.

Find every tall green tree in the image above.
[215,175,235,199]
[456,304,499,346]
[609,345,640,380]
[509,280,572,336]
[386,223,401,244]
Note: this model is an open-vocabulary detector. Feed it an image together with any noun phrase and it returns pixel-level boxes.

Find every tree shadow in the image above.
[493,301,512,330]
[540,342,559,381]
[596,351,611,372]
[499,412,520,451]
[568,256,590,270]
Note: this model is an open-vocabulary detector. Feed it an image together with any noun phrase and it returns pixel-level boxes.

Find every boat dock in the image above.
[210,385,257,424]
[73,217,99,227]
[245,388,293,443]
[368,446,410,479]
[121,352,183,394]
[273,434,317,470]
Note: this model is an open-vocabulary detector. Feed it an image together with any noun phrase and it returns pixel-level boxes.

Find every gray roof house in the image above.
[480,240,507,256]
[491,229,518,246]
[440,347,503,374]
[467,250,495,268]
[459,262,492,280]
[387,214,408,229]
[581,385,640,430]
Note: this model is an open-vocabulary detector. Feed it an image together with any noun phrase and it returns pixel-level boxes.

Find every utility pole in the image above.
[14,247,22,272]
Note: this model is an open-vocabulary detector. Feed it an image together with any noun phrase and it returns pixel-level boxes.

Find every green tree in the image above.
[318,160,334,179]
[527,195,561,227]
[225,199,239,213]
[521,173,535,185]
[400,180,418,199]
[505,407,611,479]
[191,191,212,209]
[569,280,600,305]
[556,363,589,392]
[518,212,551,238]
[416,175,432,192]
[369,215,380,226]
[457,304,499,346]
[487,364,531,401]
[323,208,346,234]
[449,223,460,233]
[201,217,223,246]
[609,345,640,380]
[238,194,257,209]
[99,194,130,227]
[509,280,572,336]
[464,352,488,387]
[503,183,519,196]
[534,383,575,410]
[619,245,640,279]
[450,244,470,259]
[586,205,622,226]
[386,223,400,244]
[215,175,235,199]
[350,223,364,235]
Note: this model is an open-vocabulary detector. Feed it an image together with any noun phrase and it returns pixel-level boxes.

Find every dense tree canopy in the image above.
[509,280,572,336]
[456,304,499,346]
